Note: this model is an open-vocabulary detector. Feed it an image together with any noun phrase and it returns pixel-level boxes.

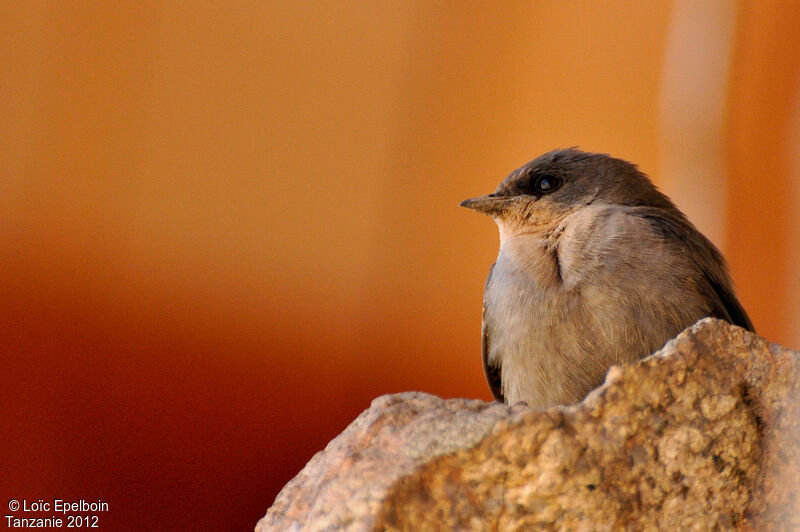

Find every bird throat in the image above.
[495,212,567,249]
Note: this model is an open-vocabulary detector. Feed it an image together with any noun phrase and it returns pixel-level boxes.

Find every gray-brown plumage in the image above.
[461,148,753,407]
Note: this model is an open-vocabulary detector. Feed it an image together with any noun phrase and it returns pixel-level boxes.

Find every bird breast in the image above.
[485,231,584,406]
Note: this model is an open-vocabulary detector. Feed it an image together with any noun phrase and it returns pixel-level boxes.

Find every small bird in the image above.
[461,148,753,407]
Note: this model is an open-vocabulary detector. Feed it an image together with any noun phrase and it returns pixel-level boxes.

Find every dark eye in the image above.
[534,175,561,193]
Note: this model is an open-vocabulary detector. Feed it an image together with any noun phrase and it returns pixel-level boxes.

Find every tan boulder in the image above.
[257,319,799,531]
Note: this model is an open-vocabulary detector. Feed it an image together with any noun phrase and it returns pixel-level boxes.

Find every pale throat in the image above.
[495,216,558,246]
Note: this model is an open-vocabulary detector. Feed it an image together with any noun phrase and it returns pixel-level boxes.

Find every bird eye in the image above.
[535,175,561,193]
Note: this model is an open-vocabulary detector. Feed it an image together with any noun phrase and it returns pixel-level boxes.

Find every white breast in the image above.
[484,232,583,407]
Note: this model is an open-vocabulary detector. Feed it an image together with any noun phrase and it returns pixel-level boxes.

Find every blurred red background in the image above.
[2,2,799,530]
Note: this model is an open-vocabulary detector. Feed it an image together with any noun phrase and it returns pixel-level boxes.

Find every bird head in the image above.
[461,148,674,239]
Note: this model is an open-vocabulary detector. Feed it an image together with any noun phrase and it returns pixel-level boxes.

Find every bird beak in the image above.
[460,194,515,216]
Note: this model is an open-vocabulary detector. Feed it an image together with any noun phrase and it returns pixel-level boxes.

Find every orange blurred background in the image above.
[2,2,799,530]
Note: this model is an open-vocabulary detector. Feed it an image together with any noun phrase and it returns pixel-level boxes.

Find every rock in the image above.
[256,319,800,531]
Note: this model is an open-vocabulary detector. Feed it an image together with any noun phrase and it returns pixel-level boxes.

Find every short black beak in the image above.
[460,194,514,216]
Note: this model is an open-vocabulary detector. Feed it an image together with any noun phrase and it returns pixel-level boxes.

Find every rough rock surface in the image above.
[257,319,799,531]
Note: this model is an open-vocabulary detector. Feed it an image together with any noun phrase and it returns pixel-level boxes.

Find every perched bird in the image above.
[461,148,753,408]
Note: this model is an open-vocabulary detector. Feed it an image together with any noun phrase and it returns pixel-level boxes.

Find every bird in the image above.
[461,148,753,408]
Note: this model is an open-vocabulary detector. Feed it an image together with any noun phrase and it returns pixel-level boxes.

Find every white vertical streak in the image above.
[658,1,738,251]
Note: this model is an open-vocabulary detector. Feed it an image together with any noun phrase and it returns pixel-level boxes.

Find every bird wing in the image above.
[482,263,505,402]
[635,208,755,332]
[699,265,754,331]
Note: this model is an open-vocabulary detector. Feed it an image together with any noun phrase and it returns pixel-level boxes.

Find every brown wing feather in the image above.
[635,208,755,332]
[700,269,754,331]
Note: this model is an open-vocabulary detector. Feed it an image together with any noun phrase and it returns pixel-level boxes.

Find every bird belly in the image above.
[485,255,587,407]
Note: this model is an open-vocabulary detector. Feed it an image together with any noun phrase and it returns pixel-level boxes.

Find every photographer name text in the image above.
[6,499,109,529]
